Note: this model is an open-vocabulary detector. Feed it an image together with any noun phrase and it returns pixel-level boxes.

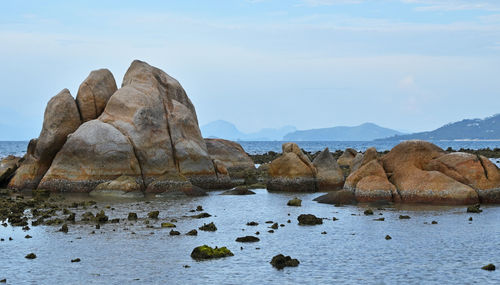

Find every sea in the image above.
[2,140,500,158]
[1,140,500,284]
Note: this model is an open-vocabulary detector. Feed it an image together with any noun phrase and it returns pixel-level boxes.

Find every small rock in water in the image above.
[399,215,411,219]
[287,198,302,207]
[25,253,37,259]
[373,218,385,221]
[270,254,300,270]
[466,204,482,213]
[196,206,203,211]
[246,221,258,226]
[431,221,438,224]
[321,231,327,234]
[25,234,32,239]
[186,229,198,236]
[161,222,176,228]
[265,221,273,224]
[270,223,278,229]
[169,230,181,236]
[127,212,138,221]
[297,214,322,225]
[71,258,81,263]
[60,224,68,233]
[332,217,338,221]
[0,278,5,283]
[268,230,274,233]
[190,245,233,260]
[364,209,374,215]
[95,224,100,229]
[482,264,496,271]
[190,213,211,219]
[199,222,217,232]
[468,217,473,221]
[95,210,108,223]
[235,236,260,243]
[148,211,159,219]
[385,235,392,240]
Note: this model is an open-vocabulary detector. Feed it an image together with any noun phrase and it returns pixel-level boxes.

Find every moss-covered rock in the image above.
[95,210,108,223]
[190,245,234,260]
[287,198,302,207]
[161,222,176,228]
[467,204,482,213]
[186,229,198,236]
[169,230,180,235]
[364,209,374,215]
[189,212,211,219]
[297,214,322,225]
[148,211,159,219]
[127,212,138,221]
[270,254,299,269]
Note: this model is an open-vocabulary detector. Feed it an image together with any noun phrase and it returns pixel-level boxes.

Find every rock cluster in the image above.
[5,60,253,195]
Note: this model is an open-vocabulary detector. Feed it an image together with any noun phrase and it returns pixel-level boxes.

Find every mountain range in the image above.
[283,123,404,141]
[201,120,296,141]
[378,113,500,141]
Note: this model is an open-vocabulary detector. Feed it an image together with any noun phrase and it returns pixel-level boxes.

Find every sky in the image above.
[1,0,500,140]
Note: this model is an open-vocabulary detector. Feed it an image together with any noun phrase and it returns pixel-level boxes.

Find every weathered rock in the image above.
[199,222,217,231]
[351,147,378,173]
[424,152,500,203]
[355,176,397,203]
[9,89,81,190]
[0,156,21,185]
[76,69,117,122]
[297,214,323,225]
[345,160,387,191]
[186,229,198,236]
[190,245,233,260]
[313,190,357,205]
[337,148,357,167]
[312,148,344,191]
[148,211,159,219]
[204,138,255,175]
[270,254,299,269]
[127,212,138,221]
[382,141,478,205]
[267,144,317,192]
[38,120,142,192]
[90,175,144,198]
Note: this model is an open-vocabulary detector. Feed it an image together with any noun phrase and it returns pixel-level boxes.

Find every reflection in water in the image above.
[0,189,499,284]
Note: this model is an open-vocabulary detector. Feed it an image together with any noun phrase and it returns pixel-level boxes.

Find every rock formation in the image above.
[76,69,117,122]
[312,148,344,191]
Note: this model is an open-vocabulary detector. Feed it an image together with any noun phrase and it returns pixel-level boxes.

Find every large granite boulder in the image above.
[382,141,478,204]
[424,152,500,203]
[267,143,316,192]
[76,69,117,122]
[38,60,227,193]
[337,148,357,168]
[350,147,377,173]
[0,155,21,186]
[312,148,344,191]
[9,89,81,190]
[38,120,142,192]
[204,138,255,181]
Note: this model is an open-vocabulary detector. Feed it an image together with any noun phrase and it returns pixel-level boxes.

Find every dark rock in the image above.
[110,218,119,223]
[373,218,385,221]
[66,213,76,222]
[25,253,37,259]
[270,254,300,269]
[287,198,302,207]
[297,214,323,225]
[161,222,176,228]
[399,215,411,219]
[199,222,217,231]
[127,212,138,221]
[196,205,203,211]
[466,204,482,213]
[186,229,198,236]
[431,221,438,224]
[25,234,32,239]
[482,264,496,271]
[235,236,260,242]
[190,213,211,219]
[71,258,81,263]
[190,245,233,260]
[169,230,181,236]
[313,190,357,205]
[385,235,392,240]
[246,221,258,226]
[95,210,108,223]
[271,223,279,229]
[364,209,374,215]
[220,187,256,195]
[60,224,68,233]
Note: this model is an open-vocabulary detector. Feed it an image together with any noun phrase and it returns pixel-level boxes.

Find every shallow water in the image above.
[1,189,499,284]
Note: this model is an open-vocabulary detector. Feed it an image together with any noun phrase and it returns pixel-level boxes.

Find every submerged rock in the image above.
[186,229,198,236]
[199,222,217,232]
[190,213,211,219]
[190,245,234,260]
[220,187,256,195]
[90,176,144,198]
[161,223,176,228]
[466,204,482,213]
[235,236,260,242]
[313,190,357,205]
[297,214,323,225]
[270,254,300,269]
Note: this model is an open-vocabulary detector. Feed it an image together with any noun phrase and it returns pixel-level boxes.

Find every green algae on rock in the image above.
[199,222,217,232]
[287,198,302,207]
[190,245,234,260]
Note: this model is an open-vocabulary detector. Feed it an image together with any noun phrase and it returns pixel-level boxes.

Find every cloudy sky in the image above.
[1,0,499,140]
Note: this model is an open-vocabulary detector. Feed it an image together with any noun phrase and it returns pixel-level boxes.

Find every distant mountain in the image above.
[201,120,296,141]
[283,123,404,141]
[378,114,500,141]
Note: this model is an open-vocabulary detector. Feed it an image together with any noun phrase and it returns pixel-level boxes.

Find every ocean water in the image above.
[0,190,499,284]
[2,140,500,159]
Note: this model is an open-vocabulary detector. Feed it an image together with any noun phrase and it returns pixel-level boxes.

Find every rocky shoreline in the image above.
[0,60,499,205]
